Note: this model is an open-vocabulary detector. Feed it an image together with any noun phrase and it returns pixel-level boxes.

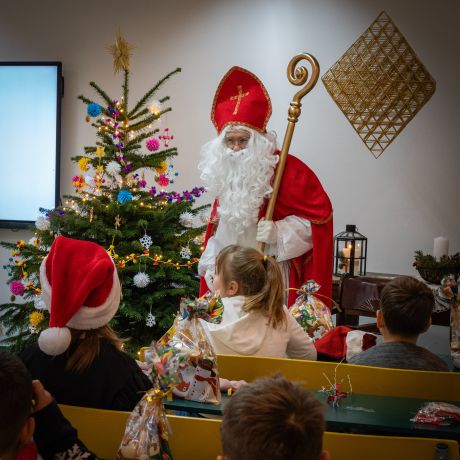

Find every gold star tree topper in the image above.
[108,33,134,74]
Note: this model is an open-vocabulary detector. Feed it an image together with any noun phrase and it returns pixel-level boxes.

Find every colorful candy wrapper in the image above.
[118,346,175,460]
[289,280,333,340]
[156,292,223,404]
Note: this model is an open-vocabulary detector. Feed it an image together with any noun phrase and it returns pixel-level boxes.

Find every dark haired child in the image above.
[349,276,448,371]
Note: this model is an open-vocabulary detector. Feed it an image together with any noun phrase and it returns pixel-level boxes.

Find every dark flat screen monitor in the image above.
[0,62,62,229]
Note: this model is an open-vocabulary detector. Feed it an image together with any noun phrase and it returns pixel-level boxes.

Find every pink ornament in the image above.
[156,174,170,187]
[10,280,25,296]
[146,138,160,152]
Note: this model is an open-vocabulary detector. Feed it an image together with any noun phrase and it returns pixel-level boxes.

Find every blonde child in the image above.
[201,245,317,360]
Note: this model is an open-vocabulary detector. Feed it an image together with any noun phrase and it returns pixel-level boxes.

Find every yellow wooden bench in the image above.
[59,404,459,460]
[138,347,458,400]
[216,354,460,400]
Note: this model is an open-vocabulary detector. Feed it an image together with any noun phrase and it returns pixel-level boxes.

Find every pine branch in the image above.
[127,109,171,132]
[122,69,129,111]
[128,68,181,118]
[89,81,114,107]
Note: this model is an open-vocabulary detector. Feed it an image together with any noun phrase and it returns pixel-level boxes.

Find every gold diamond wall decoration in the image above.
[322,11,436,158]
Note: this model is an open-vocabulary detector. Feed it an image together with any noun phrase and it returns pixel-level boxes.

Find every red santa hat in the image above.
[211,66,272,134]
[38,236,121,356]
[314,326,377,361]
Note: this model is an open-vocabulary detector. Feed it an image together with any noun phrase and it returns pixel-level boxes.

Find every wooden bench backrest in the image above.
[217,354,459,400]
[59,405,459,460]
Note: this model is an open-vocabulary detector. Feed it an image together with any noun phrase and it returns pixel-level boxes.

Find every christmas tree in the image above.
[0,34,207,354]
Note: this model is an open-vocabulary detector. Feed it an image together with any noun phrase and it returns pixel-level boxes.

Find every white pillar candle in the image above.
[433,236,449,259]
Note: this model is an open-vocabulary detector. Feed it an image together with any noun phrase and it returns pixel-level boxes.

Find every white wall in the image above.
[1,0,459,304]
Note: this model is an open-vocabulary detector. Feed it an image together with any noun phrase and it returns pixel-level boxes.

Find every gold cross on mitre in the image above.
[230,85,249,115]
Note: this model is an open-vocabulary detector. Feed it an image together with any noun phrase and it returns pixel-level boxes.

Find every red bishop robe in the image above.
[199,152,333,308]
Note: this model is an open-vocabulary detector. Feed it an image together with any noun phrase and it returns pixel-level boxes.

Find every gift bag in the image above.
[118,346,176,460]
[118,393,173,460]
[289,280,333,340]
[157,292,223,404]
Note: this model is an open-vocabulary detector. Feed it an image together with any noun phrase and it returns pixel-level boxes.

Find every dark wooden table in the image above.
[164,391,460,441]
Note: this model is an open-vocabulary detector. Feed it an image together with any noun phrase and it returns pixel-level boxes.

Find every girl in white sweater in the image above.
[201,245,317,360]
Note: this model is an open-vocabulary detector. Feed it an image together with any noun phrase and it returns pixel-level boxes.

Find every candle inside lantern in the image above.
[433,236,449,260]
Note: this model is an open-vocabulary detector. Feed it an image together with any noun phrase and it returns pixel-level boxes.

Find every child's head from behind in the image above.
[0,350,33,457]
[379,276,434,338]
[215,245,285,327]
[38,236,123,367]
[220,375,328,460]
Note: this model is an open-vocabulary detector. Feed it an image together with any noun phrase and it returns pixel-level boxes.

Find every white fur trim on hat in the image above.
[38,327,72,356]
[67,268,121,330]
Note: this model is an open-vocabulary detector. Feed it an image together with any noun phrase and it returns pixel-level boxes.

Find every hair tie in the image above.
[262,255,268,268]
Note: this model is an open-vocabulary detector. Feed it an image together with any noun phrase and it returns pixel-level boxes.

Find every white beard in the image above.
[198,126,278,235]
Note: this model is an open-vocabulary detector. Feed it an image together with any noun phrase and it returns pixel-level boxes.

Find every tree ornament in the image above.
[84,175,94,187]
[78,157,91,172]
[34,295,47,310]
[28,236,40,247]
[108,33,134,74]
[146,306,156,327]
[10,280,25,296]
[155,161,168,174]
[148,100,163,116]
[156,174,170,187]
[133,272,150,288]
[179,212,194,227]
[117,190,133,204]
[29,310,44,327]
[29,324,39,335]
[139,232,152,250]
[106,160,121,176]
[146,138,160,152]
[180,246,192,259]
[35,216,50,231]
[95,146,105,158]
[159,128,174,147]
[87,102,102,117]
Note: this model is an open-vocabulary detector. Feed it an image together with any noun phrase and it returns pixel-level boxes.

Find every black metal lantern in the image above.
[334,224,367,276]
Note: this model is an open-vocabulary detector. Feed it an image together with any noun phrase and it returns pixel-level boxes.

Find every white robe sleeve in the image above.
[197,235,220,276]
[267,216,313,262]
[285,308,317,360]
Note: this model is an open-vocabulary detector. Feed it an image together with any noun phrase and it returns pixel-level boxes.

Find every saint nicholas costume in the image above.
[199,67,333,307]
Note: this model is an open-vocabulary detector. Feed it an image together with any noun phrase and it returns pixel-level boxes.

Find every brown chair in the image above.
[335,276,392,332]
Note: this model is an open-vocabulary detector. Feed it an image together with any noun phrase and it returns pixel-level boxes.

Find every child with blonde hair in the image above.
[201,245,316,360]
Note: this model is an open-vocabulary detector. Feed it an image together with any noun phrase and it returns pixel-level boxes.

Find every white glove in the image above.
[204,268,215,292]
[256,219,277,244]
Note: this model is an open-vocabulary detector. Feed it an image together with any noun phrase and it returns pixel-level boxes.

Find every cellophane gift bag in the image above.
[118,345,178,460]
[289,280,333,340]
[157,291,223,404]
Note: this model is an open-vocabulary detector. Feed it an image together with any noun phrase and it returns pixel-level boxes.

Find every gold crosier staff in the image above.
[259,53,320,253]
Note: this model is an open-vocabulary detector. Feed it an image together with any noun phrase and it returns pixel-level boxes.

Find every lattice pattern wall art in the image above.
[322,11,436,158]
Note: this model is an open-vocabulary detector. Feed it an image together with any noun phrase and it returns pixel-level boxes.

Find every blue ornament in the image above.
[87,102,102,117]
[117,190,133,204]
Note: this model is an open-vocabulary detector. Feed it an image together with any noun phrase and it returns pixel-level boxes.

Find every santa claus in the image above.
[198,66,333,307]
